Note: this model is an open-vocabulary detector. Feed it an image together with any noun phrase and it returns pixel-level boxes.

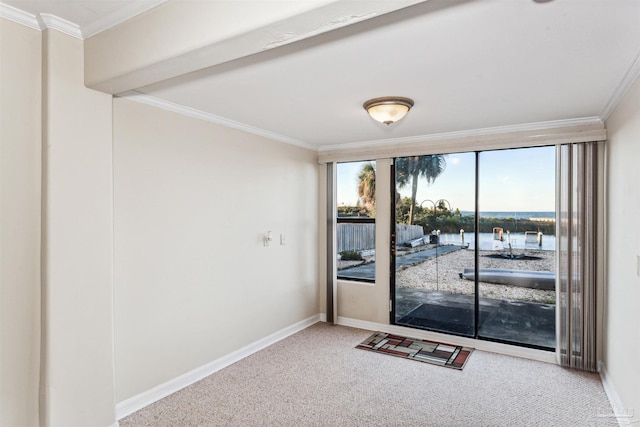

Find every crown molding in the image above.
[0,1,168,40]
[0,3,81,39]
[600,46,640,121]
[117,91,318,152]
[82,0,168,39]
[40,13,82,39]
[118,90,605,157]
[0,2,41,30]
[318,117,606,163]
[318,116,605,153]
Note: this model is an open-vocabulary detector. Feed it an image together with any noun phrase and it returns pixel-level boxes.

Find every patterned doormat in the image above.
[356,332,474,370]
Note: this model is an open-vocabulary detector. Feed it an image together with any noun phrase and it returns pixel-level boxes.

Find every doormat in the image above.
[356,332,474,370]
[398,303,476,336]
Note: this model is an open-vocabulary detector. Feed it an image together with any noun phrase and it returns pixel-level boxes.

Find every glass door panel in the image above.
[476,147,556,349]
[393,153,476,337]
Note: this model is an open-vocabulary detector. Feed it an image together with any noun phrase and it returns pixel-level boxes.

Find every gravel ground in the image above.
[396,248,556,304]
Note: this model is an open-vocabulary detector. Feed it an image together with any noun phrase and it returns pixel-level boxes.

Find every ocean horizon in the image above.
[460,211,555,219]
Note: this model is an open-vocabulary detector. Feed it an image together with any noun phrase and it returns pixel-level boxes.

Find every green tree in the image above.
[396,155,447,224]
[357,162,376,215]
[395,197,413,224]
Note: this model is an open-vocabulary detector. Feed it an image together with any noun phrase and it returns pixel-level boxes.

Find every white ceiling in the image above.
[3,0,141,25]
[3,0,640,150]
[1,0,167,36]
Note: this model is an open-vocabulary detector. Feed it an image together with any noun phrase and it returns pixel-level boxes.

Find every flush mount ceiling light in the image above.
[363,96,414,125]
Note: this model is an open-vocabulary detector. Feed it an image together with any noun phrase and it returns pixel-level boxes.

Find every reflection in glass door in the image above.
[393,153,477,337]
[392,147,556,350]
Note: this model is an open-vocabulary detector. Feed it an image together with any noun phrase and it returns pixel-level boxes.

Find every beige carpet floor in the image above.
[120,323,614,426]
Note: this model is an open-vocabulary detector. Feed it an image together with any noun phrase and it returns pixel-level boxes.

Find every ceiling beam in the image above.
[84,0,427,94]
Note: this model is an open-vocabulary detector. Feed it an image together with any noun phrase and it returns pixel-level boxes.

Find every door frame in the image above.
[389,149,556,351]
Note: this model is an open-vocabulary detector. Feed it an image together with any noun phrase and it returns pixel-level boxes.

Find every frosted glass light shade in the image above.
[363,97,414,125]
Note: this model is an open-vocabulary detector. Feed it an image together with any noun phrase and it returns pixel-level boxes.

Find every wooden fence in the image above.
[337,223,424,252]
[396,224,426,245]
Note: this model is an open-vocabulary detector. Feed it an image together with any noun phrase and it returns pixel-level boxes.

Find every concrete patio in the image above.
[396,288,555,350]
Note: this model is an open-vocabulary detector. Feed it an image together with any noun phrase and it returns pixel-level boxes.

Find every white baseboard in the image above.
[116,314,322,420]
[336,316,557,364]
[599,361,634,426]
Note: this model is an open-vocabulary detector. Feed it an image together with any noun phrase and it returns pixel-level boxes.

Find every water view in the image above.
[439,231,556,251]
[338,146,558,350]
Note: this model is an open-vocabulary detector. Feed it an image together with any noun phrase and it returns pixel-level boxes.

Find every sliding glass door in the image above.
[392,147,556,350]
[393,153,477,336]
[476,147,556,349]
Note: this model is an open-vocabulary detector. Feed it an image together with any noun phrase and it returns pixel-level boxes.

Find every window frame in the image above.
[336,161,377,284]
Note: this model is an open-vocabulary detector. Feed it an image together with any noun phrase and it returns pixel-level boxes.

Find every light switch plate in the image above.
[280,234,286,245]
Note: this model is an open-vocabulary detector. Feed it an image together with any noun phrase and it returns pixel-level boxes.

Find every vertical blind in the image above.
[556,142,600,371]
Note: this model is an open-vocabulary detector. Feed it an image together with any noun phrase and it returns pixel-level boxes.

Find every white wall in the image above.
[0,18,42,427]
[112,98,319,402]
[604,74,640,417]
[41,29,116,427]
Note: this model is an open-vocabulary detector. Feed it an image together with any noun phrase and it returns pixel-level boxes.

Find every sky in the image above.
[337,146,556,212]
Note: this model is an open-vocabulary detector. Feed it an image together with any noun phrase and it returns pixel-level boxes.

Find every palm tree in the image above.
[396,155,446,224]
[357,162,376,215]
